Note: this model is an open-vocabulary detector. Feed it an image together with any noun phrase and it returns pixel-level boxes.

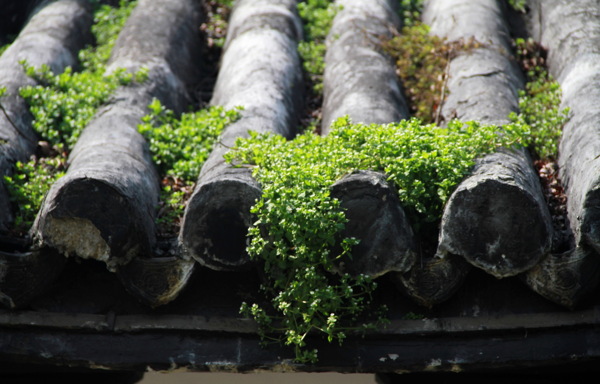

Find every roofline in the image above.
[1,306,599,373]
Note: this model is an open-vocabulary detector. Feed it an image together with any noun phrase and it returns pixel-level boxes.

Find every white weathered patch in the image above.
[43,216,111,267]
[424,358,443,371]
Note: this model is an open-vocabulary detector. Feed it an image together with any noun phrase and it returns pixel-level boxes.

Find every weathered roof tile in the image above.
[1,0,600,373]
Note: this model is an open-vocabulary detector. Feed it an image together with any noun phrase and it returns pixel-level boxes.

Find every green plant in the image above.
[81,0,138,72]
[3,0,138,235]
[297,0,340,97]
[19,0,139,152]
[0,31,18,56]
[510,38,569,160]
[383,22,481,123]
[19,64,136,151]
[200,0,234,49]
[398,0,424,27]
[225,6,565,363]
[226,116,528,363]
[0,85,6,119]
[511,75,567,160]
[385,14,567,159]
[0,43,10,56]
[139,99,241,181]
[507,0,527,13]
[138,98,240,234]
[4,157,66,234]
[297,41,326,92]
[298,0,337,43]
[510,37,570,252]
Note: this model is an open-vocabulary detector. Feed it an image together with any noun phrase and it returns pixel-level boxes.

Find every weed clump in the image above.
[383,22,481,124]
[226,116,528,363]
[510,37,569,161]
